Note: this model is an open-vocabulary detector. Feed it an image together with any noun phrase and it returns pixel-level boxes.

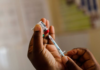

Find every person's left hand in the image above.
[27,18,65,70]
[65,48,100,70]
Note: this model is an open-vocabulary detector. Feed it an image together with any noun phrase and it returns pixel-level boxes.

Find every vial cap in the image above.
[44,30,49,34]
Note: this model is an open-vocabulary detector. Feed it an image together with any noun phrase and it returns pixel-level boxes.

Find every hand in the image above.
[28,18,95,70]
[27,18,65,70]
[65,48,100,70]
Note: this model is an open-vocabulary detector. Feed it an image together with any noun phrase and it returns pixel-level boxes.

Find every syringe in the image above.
[48,35,64,56]
[38,21,65,56]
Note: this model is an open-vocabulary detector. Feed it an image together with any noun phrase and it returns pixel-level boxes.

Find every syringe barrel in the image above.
[49,35,64,56]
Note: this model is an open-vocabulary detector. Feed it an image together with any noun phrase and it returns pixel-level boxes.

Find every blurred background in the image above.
[0,0,100,70]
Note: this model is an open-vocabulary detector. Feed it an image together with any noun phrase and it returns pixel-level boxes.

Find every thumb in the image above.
[62,56,82,70]
[33,24,43,54]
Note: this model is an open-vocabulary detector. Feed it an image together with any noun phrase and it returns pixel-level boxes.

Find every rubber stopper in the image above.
[44,30,49,34]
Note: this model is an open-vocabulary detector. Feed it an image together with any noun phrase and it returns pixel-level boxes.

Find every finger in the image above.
[66,48,96,67]
[28,35,34,53]
[66,48,100,70]
[41,18,50,44]
[72,55,79,59]
[41,18,49,36]
[62,56,68,65]
[67,48,93,60]
[33,24,43,54]
[46,20,49,28]
[62,56,82,70]
[67,48,86,60]
[41,18,46,25]
[29,18,46,49]
[46,45,60,58]
[44,20,49,36]
[49,26,55,44]
[43,38,48,44]
[46,45,57,52]
[41,18,49,29]
[83,59,95,70]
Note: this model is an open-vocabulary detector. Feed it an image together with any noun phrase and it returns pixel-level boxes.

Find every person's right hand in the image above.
[64,48,100,70]
[27,18,66,70]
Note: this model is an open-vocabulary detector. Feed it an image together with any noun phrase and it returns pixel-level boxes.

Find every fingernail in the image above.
[34,24,41,31]
[62,56,68,64]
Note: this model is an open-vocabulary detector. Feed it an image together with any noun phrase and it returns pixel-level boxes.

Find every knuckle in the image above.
[74,47,88,51]
[83,48,89,52]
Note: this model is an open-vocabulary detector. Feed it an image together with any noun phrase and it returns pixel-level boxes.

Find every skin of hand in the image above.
[27,18,92,70]
[65,48,100,70]
[27,18,66,70]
